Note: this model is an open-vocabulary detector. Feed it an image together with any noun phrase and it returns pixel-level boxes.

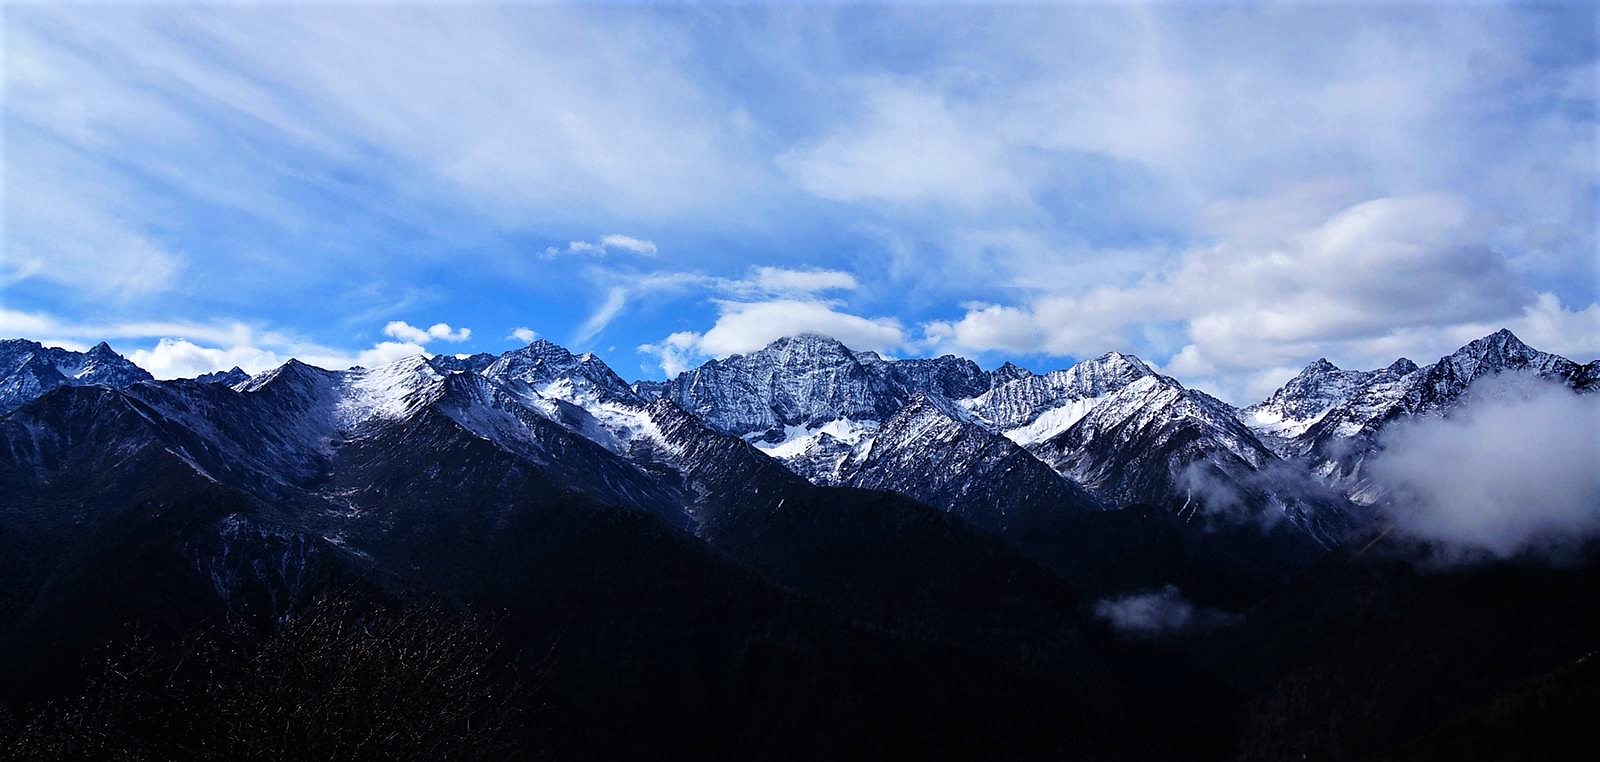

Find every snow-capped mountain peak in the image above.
[484,339,636,404]
[1241,357,1384,443]
[337,355,445,427]
[664,334,901,437]
[1440,328,1556,378]
[1243,328,1595,496]
[238,358,338,394]
[961,350,1156,445]
[990,361,1034,385]
[0,338,154,413]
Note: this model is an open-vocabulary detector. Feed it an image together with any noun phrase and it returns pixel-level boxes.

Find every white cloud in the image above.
[383,320,471,344]
[921,195,1596,402]
[697,300,906,357]
[922,294,1147,360]
[778,80,1023,209]
[8,6,763,224]
[637,331,701,377]
[1504,293,1600,362]
[382,321,431,343]
[129,338,283,379]
[1093,586,1238,639]
[352,341,428,369]
[747,266,857,295]
[640,298,907,375]
[573,287,629,345]
[1,309,260,351]
[545,233,659,259]
[4,142,187,301]
[573,265,863,348]
[430,323,471,342]
[508,326,538,343]
[1,308,446,378]
[0,309,60,338]
[6,4,1591,399]
[1369,375,1600,561]
[598,234,657,256]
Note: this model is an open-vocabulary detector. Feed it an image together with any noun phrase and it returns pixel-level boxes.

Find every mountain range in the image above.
[4,329,1594,559]
[2,328,1596,759]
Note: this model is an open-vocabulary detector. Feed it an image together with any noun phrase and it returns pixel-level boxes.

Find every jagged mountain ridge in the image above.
[6,327,1587,553]
[1241,357,1419,447]
[1036,374,1272,506]
[840,393,1104,533]
[658,335,1130,534]
[1243,328,1600,497]
[194,366,252,386]
[653,334,1357,544]
[483,339,637,405]
[0,333,1347,546]
[1030,373,1363,547]
[0,339,153,413]
[961,350,1156,445]
[664,335,930,437]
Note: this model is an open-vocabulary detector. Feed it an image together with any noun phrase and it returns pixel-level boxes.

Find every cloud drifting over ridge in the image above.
[575,265,867,354]
[916,195,1597,401]
[615,265,888,375]
[639,298,907,376]
[1369,375,1600,561]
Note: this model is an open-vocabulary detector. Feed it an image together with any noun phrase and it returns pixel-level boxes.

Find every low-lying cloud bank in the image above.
[1369,374,1600,561]
[1093,586,1240,638]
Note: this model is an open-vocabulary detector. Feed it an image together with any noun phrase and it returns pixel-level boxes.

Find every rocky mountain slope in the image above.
[657,335,1357,545]
[1243,329,1600,497]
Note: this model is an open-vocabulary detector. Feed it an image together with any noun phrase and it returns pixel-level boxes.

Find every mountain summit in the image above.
[0,339,153,413]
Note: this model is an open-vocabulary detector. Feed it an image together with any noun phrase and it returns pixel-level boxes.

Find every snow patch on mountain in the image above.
[337,355,444,428]
[752,418,878,460]
[962,351,1154,445]
[999,397,1106,447]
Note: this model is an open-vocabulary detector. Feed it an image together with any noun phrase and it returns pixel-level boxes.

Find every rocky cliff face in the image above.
[840,394,1103,533]
[962,351,1155,445]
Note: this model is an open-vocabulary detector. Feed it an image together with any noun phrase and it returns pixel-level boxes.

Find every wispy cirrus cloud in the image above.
[573,265,864,348]
[544,234,659,259]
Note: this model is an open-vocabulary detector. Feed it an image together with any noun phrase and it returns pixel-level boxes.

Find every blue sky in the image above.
[3,2,1596,402]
